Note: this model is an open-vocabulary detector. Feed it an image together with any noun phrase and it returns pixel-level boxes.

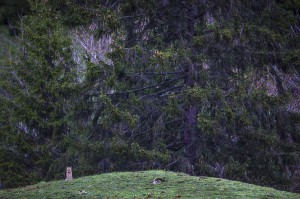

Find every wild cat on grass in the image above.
[65,167,73,180]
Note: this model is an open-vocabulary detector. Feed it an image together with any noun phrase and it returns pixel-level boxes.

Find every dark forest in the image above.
[0,0,299,193]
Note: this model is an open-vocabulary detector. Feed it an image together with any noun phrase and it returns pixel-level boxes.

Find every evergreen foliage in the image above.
[0,0,299,193]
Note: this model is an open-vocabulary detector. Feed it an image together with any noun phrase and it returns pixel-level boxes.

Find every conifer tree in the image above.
[0,1,78,186]
[0,0,299,192]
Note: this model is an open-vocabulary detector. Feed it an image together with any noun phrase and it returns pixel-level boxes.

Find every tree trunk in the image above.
[184,105,197,169]
[183,61,198,174]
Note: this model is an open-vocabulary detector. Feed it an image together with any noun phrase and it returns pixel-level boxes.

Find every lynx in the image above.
[65,167,73,180]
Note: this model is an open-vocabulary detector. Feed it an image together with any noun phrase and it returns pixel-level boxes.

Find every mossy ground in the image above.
[0,170,299,199]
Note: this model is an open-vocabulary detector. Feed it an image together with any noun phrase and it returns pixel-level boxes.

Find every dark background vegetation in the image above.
[0,0,29,25]
[0,0,299,193]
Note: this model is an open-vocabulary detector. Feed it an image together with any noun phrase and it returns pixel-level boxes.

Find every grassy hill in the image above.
[0,170,299,199]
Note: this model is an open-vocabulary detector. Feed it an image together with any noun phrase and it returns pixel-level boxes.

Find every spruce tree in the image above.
[0,2,78,186]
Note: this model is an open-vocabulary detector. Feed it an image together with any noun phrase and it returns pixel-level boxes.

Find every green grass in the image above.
[0,170,299,198]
